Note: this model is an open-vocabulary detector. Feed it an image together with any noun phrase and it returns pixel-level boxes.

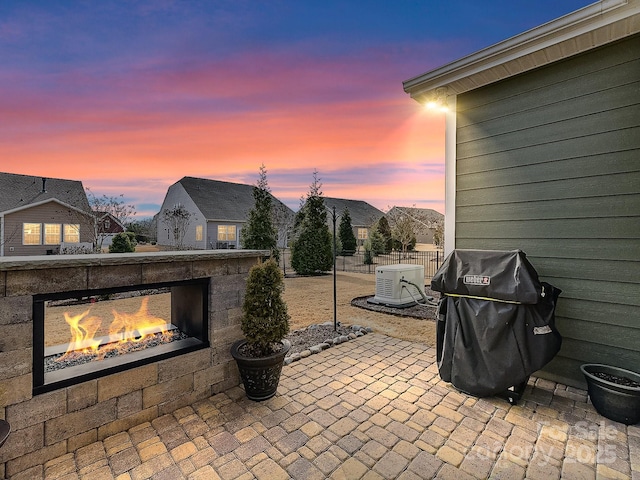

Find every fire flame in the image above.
[55,297,170,362]
[56,309,102,361]
[108,297,168,344]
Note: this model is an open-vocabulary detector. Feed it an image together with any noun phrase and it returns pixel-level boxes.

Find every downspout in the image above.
[0,214,4,256]
[444,94,457,256]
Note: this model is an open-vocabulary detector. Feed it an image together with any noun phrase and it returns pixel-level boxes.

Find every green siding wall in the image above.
[454,34,640,387]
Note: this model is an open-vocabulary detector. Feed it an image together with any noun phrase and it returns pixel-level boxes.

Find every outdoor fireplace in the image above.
[0,250,263,478]
[33,278,209,394]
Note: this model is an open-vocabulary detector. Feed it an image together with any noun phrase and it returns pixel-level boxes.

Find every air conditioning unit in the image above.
[370,264,425,307]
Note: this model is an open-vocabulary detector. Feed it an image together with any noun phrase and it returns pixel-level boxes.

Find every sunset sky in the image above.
[1,1,592,218]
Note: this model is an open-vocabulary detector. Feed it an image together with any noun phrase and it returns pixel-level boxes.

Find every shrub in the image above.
[241,259,290,356]
[109,232,136,253]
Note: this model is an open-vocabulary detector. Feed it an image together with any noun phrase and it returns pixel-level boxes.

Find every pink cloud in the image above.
[0,33,446,217]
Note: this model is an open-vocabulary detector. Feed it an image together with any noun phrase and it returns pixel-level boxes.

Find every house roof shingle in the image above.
[387,206,443,226]
[0,172,91,214]
[323,197,385,228]
[178,176,293,222]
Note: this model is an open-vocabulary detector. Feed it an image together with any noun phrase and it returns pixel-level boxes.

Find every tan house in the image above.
[0,172,94,256]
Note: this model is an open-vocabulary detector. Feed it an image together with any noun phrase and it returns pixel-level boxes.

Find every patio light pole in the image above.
[328,205,337,332]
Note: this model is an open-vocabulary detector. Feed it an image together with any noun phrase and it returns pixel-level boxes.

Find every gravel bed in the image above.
[284,322,372,364]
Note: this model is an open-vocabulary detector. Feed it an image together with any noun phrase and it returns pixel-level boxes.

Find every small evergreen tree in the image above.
[241,259,290,356]
[368,227,386,256]
[290,172,333,275]
[363,239,374,265]
[376,216,393,253]
[240,165,279,261]
[338,208,357,256]
[109,232,136,253]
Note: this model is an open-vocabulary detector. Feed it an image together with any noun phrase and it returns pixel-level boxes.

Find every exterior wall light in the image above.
[425,86,449,111]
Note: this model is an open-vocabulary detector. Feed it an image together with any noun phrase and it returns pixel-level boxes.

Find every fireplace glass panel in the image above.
[33,279,209,394]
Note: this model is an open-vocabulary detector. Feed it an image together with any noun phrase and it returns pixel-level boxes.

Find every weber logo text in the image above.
[464,275,490,286]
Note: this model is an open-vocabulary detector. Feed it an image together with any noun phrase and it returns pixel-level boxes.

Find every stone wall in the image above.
[0,250,264,478]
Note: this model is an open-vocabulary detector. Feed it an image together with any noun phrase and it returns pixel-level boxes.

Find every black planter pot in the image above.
[231,339,291,401]
[581,364,640,425]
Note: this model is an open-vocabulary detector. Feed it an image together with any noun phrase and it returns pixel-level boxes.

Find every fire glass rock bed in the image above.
[431,249,562,404]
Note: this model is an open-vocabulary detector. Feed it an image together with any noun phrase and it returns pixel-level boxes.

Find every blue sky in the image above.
[0,0,593,217]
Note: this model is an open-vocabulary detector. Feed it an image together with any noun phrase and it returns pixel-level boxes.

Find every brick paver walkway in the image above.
[22,334,638,479]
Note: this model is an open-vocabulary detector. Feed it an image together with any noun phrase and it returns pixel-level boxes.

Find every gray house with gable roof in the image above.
[323,197,385,247]
[157,176,294,250]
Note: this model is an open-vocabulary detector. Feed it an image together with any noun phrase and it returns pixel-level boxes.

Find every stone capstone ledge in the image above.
[0,249,270,271]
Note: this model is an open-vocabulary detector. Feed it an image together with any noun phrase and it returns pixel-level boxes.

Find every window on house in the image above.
[217,225,236,241]
[104,219,110,230]
[23,223,42,245]
[44,224,62,245]
[358,228,368,240]
[63,224,80,243]
[196,225,203,242]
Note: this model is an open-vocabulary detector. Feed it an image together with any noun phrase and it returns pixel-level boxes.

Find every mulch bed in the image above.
[350,288,440,321]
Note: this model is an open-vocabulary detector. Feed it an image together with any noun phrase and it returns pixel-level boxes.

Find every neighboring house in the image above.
[386,206,443,244]
[323,197,384,246]
[157,176,294,250]
[0,172,94,256]
[403,0,640,387]
[93,211,126,250]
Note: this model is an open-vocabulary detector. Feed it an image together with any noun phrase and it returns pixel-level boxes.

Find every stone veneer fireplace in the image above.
[0,250,264,478]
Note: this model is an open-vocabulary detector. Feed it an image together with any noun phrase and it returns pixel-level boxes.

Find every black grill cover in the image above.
[431,249,562,397]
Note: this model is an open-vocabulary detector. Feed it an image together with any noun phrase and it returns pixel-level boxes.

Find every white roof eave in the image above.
[403,0,640,103]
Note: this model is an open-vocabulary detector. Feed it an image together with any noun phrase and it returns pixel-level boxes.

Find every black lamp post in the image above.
[328,206,337,332]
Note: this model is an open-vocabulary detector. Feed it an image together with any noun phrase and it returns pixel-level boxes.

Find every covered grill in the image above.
[431,249,562,404]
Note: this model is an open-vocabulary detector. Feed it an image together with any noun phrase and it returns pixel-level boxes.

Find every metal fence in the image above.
[281,249,444,278]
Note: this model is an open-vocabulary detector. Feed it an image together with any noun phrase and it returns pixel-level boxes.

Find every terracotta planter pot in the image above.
[581,364,640,425]
[231,339,291,401]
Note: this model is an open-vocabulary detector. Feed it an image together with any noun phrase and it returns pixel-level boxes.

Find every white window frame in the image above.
[23,223,42,245]
[217,225,236,242]
[44,223,62,245]
[63,224,80,243]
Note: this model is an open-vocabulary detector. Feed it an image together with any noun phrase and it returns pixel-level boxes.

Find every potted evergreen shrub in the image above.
[231,259,291,401]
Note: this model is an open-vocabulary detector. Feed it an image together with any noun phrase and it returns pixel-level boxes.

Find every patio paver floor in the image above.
[19,334,639,479]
